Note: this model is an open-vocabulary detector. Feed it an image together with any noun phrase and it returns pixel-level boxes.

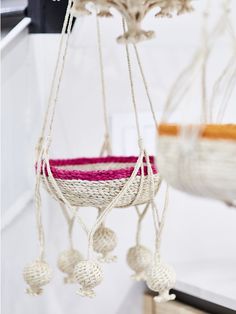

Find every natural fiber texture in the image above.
[157,132,236,203]
[41,156,161,208]
[73,260,103,297]
[23,260,52,296]
[155,0,193,18]
[127,245,152,281]
[70,0,91,17]
[146,254,176,303]
[23,0,74,296]
[42,173,161,208]
[158,3,236,205]
[158,123,236,140]
[70,0,193,43]
[57,249,83,283]
[93,226,117,263]
[44,156,157,180]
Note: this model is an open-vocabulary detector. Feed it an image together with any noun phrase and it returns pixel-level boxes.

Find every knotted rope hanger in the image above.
[162,0,235,124]
[33,0,164,267]
[33,0,75,262]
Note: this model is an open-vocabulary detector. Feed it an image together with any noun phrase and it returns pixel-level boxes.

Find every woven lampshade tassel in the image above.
[145,187,176,303]
[127,203,152,281]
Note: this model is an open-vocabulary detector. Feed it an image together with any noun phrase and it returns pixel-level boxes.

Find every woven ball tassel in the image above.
[23,260,52,296]
[146,255,176,303]
[93,226,117,263]
[73,260,103,297]
[127,245,152,281]
[57,249,83,283]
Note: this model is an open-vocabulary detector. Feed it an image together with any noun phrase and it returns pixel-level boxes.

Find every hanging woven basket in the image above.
[157,123,236,203]
[42,156,161,208]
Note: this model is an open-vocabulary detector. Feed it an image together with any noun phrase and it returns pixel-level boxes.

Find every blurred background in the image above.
[1,1,236,313]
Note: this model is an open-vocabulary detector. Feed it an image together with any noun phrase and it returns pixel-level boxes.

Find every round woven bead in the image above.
[146,256,176,303]
[127,245,152,281]
[23,260,52,296]
[57,249,83,283]
[73,260,103,297]
[93,226,117,263]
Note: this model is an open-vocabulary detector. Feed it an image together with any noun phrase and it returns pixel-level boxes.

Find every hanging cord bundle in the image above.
[57,204,83,284]
[127,203,153,281]
[157,0,236,204]
[146,185,176,303]
[122,20,176,302]
[92,15,118,264]
[70,0,194,43]
[73,18,162,297]
[23,0,75,295]
[23,0,164,297]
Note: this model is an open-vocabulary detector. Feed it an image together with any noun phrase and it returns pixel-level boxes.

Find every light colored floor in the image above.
[143,295,208,314]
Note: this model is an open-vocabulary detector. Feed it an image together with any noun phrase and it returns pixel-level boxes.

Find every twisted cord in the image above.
[87,150,145,259]
[133,44,158,127]
[96,13,112,155]
[39,0,74,145]
[162,1,231,123]
[151,185,169,254]
[135,202,150,245]
[122,19,142,143]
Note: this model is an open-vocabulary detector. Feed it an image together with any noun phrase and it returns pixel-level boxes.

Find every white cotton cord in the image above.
[39,0,74,145]
[132,44,159,128]
[162,50,203,122]
[217,67,236,123]
[59,203,76,250]
[131,161,145,206]
[99,134,112,157]
[41,151,89,236]
[210,55,236,123]
[32,0,75,263]
[208,56,234,122]
[151,185,169,254]
[161,1,231,123]
[135,202,150,245]
[96,13,112,156]
[122,18,142,143]
[87,150,145,259]
[34,150,46,261]
[47,12,75,139]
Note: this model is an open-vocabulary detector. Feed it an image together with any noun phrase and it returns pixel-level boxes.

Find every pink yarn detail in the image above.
[41,156,158,181]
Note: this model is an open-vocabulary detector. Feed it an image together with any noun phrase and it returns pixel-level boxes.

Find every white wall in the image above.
[2,2,236,314]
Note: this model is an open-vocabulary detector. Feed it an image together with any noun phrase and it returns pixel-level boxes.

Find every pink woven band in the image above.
[41,156,158,181]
